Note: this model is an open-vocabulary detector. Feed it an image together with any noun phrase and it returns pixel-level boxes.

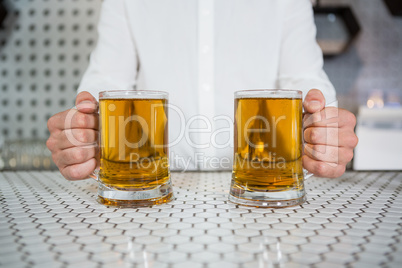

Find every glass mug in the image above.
[89,90,174,207]
[230,89,312,208]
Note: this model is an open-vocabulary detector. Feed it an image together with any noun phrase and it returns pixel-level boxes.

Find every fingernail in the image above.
[78,100,96,106]
[308,100,321,110]
[76,101,97,110]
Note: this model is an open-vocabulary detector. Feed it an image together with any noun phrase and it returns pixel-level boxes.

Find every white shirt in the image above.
[78,0,337,171]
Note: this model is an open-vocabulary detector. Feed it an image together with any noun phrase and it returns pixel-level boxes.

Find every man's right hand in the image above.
[46,91,99,180]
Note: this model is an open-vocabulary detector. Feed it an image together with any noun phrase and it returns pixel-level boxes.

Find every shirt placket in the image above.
[197,0,216,169]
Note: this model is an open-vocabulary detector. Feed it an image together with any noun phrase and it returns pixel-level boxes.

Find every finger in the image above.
[46,131,61,153]
[304,127,339,147]
[303,107,338,128]
[303,89,325,114]
[302,155,346,178]
[48,110,99,131]
[61,158,97,181]
[304,127,358,148]
[304,143,354,165]
[75,91,98,114]
[303,107,356,129]
[54,129,98,150]
[56,146,97,167]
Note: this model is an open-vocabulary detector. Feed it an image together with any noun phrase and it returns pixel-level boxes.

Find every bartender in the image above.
[46,0,358,180]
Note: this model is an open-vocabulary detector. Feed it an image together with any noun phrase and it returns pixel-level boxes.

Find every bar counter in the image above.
[0,171,401,267]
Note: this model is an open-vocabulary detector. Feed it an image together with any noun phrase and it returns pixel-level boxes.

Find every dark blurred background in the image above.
[0,0,401,171]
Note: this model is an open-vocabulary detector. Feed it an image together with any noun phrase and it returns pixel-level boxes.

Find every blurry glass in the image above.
[367,90,384,109]
[366,90,401,109]
[0,139,56,171]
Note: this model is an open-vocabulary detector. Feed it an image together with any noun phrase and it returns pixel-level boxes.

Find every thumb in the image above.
[75,91,98,114]
[303,89,326,114]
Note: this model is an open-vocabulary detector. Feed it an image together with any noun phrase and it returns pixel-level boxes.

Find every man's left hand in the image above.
[302,89,358,178]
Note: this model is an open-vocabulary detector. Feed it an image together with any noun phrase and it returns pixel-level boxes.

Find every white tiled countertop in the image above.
[0,171,401,268]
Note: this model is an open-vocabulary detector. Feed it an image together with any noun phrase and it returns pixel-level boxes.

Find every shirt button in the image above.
[202,84,211,92]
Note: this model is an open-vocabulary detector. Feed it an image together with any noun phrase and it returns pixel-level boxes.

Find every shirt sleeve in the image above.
[277,0,338,107]
[77,0,138,100]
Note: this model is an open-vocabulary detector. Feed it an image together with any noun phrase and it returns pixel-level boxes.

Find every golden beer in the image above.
[230,90,306,207]
[96,91,173,207]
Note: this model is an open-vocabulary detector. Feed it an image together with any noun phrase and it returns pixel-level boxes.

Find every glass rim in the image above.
[235,89,302,99]
[99,90,168,99]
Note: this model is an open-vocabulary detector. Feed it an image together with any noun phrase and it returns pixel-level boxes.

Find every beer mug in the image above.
[230,89,312,208]
[89,90,174,207]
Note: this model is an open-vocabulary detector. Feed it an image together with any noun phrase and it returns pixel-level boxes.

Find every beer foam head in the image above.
[99,90,168,100]
[235,89,302,99]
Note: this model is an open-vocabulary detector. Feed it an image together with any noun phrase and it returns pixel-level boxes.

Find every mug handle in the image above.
[71,104,101,182]
[301,99,338,180]
[302,113,314,180]
[88,169,99,181]
[303,169,314,180]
